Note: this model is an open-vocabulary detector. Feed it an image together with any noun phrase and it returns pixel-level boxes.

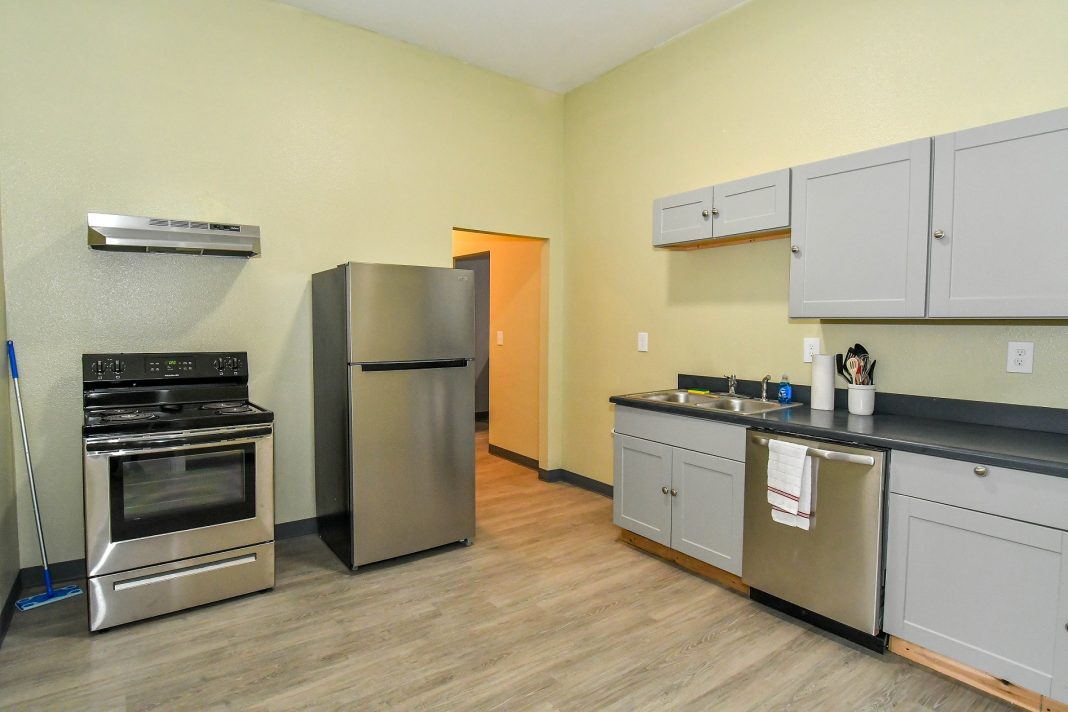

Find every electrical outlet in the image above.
[1006,341,1034,374]
[803,338,821,363]
[496,331,504,346]
[637,332,649,352]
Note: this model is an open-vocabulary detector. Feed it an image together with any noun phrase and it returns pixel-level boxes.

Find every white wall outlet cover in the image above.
[637,332,649,352]
[496,330,504,346]
[803,337,821,363]
[1006,341,1034,374]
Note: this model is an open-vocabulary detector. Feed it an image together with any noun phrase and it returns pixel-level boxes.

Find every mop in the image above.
[8,340,83,611]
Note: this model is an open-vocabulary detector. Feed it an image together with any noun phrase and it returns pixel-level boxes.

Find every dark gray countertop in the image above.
[609,393,1068,478]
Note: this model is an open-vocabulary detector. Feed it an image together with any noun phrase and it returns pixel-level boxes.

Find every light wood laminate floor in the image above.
[0,432,1011,711]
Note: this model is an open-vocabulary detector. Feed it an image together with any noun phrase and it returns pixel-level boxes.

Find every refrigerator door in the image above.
[347,262,474,363]
[349,361,475,567]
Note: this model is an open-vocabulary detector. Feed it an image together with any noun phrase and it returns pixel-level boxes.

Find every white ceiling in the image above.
[275,0,749,93]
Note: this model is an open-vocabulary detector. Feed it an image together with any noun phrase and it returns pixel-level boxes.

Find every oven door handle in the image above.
[85,427,272,456]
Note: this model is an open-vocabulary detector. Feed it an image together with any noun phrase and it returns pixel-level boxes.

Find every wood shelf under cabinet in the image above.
[662,228,790,251]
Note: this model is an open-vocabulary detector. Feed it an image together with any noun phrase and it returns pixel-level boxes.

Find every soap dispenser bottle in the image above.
[777,374,792,405]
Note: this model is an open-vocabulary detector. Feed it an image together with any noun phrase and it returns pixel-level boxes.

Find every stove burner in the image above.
[104,412,158,422]
[215,405,255,414]
[200,401,245,410]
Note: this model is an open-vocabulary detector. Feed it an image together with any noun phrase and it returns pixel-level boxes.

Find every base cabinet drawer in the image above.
[890,450,1068,531]
[884,493,1065,695]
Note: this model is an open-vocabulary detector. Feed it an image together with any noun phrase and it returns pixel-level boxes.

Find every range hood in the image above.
[87,213,261,257]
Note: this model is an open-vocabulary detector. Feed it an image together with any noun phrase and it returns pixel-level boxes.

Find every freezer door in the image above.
[349,361,475,567]
[347,262,474,363]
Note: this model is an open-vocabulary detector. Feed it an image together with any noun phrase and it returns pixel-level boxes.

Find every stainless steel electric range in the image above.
[81,352,275,631]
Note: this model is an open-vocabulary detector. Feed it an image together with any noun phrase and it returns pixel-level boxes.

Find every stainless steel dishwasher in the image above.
[743,429,887,652]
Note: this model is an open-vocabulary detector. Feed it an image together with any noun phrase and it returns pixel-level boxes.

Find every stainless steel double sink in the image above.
[629,389,800,415]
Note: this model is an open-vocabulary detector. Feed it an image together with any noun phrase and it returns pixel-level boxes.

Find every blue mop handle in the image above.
[8,340,53,595]
[6,340,17,378]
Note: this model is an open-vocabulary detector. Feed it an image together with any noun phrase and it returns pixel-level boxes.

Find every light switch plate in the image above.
[1006,341,1033,374]
[496,331,504,346]
[803,338,821,363]
[637,332,649,352]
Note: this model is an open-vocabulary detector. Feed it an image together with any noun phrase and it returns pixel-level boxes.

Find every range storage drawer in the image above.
[889,450,1068,531]
[88,542,274,631]
[613,406,746,461]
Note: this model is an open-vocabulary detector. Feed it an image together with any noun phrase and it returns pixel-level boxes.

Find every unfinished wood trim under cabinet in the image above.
[890,636,1068,712]
[619,528,749,596]
[661,228,790,251]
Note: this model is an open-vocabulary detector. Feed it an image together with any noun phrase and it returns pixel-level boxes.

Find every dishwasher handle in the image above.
[749,435,875,467]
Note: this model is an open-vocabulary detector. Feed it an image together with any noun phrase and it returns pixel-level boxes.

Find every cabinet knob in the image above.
[670,488,678,497]
[933,230,945,239]
[711,207,719,216]
[701,210,710,218]
[974,466,988,477]
[661,486,669,494]
[790,245,800,254]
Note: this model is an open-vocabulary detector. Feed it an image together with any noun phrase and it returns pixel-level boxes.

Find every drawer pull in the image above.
[974,466,988,477]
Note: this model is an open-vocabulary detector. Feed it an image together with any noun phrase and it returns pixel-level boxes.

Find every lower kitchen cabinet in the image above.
[613,409,746,576]
[885,494,1064,696]
[670,448,745,573]
[885,451,1068,702]
[613,434,672,545]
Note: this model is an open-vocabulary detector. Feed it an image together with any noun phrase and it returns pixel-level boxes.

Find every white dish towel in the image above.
[767,439,817,530]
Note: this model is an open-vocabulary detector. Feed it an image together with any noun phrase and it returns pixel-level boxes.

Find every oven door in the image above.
[84,425,274,577]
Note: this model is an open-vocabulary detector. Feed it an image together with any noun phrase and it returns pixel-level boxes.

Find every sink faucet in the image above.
[724,374,738,396]
[761,375,772,402]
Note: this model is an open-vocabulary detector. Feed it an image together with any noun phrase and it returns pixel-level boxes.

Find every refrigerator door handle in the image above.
[359,359,470,372]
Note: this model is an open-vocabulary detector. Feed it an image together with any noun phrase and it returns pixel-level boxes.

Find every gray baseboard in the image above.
[538,468,613,498]
[275,517,319,540]
[18,558,87,590]
[488,444,539,471]
[1,574,18,650]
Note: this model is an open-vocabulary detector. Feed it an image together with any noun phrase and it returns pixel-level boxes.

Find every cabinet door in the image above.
[652,186,714,247]
[712,168,790,238]
[669,448,745,575]
[1053,531,1068,704]
[884,494,1062,695]
[613,434,672,545]
[789,139,931,318]
[928,108,1068,317]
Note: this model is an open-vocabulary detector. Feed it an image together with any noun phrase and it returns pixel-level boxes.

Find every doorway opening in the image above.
[453,251,490,432]
[452,229,546,471]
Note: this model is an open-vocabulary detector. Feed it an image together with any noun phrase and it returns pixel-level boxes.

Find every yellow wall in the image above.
[0,0,565,564]
[0,204,18,607]
[453,231,543,461]
[561,0,1068,484]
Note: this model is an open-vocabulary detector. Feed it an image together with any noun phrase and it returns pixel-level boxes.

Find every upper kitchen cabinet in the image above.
[789,140,931,318]
[652,186,715,247]
[928,108,1068,318]
[652,169,790,247]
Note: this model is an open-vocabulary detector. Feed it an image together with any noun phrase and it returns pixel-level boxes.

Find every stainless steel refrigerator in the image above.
[312,262,476,569]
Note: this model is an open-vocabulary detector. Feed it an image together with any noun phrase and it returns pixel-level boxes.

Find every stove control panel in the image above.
[83,352,247,383]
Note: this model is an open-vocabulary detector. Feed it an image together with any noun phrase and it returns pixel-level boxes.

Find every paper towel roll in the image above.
[811,354,835,411]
